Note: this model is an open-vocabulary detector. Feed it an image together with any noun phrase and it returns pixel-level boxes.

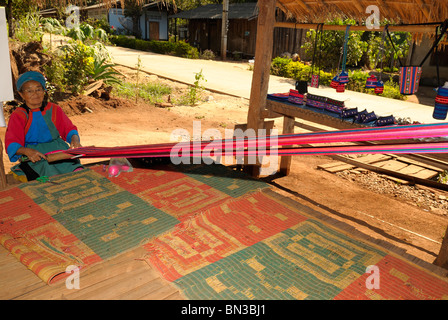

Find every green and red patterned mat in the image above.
[1,162,448,299]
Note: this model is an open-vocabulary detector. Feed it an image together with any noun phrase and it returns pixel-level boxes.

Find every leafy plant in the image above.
[14,11,44,42]
[187,70,206,106]
[112,81,171,104]
[437,170,448,185]
[200,49,216,60]
[301,19,368,70]
[379,80,407,100]
[59,40,96,94]
[91,57,121,85]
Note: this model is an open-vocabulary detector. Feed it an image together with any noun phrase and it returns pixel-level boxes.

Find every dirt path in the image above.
[1,65,447,269]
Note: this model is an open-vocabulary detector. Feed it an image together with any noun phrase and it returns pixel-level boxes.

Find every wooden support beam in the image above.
[274,21,438,33]
[279,115,295,176]
[435,227,448,270]
[245,0,277,177]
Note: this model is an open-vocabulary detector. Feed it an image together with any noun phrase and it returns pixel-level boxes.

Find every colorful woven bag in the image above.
[336,83,345,93]
[374,80,384,94]
[366,75,377,89]
[310,74,319,88]
[433,84,448,120]
[330,75,340,89]
[399,66,422,95]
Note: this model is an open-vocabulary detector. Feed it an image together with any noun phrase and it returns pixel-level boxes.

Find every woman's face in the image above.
[19,80,45,109]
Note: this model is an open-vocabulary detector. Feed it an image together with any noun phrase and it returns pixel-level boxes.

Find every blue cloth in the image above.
[17,71,46,91]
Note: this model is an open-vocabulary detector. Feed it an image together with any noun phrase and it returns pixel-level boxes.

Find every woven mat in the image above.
[142,186,448,300]
[0,163,266,284]
[1,162,448,299]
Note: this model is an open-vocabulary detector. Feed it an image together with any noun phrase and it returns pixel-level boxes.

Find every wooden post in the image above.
[0,139,7,190]
[221,0,229,60]
[434,227,448,270]
[245,0,277,177]
[279,115,294,175]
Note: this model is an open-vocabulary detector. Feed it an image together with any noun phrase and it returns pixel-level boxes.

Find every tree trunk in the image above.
[6,0,14,38]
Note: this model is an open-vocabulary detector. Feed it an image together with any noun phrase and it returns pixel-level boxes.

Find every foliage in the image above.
[14,11,44,42]
[270,57,332,86]
[437,170,448,185]
[91,57,121,85]
[186,70,206,106]
[174,40,199,59]
[366,30,411,69]
[301,19,368,70]
[346,69,369,92]
[300,18,410,71]
[41,17,66,35]
[65,22,108,43]
[43,53,67,95]
[58,40,96,93]
[200,49,216,60]
[109,35,200,59]
[379,80,406,100]
[112,81,172,104]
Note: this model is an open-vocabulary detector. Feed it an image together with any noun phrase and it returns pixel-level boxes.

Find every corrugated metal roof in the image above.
[170,3,258,20]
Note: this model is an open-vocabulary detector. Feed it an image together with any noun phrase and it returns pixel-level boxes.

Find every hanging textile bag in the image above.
[433,84,448,120]
[399,66,422,95]
[374,80,384,94]
[337,25,351,85]
[309,24,323,88]
[310,74,319,88]
[330,75,340,89]
[366,75,377,89]
[336,83,345,93]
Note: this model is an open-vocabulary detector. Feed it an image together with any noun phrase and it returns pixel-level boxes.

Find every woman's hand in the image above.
[70,135,82,149]
[17,147,47,163]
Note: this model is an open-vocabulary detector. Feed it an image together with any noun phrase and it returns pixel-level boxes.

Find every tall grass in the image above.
[112,81,172,104]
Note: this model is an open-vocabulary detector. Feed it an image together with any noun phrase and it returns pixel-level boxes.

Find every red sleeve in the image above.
[53,104,78,142]
[5,109,27,152]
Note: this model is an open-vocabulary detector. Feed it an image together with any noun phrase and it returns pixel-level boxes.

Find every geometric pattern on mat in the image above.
[19,169,179,260]
[143,191,308,282]
[143,191,448,300]
[0,163,268,284]
[176,163,270,198]
[2,162,448,298]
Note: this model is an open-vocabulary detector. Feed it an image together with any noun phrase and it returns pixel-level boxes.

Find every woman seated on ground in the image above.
[5,70,84,182]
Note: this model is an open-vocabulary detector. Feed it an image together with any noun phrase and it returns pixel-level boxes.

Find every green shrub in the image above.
[173,40,192,57]
[346,69,370,93]
[380,80,407,100]
[59,40,96,94]
[270,58,332,85]
[200,49,216,60]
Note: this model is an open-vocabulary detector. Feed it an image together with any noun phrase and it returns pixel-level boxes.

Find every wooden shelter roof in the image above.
[275,0,448,24]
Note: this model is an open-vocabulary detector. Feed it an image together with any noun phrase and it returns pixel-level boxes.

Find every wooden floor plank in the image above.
[138,278,180,300]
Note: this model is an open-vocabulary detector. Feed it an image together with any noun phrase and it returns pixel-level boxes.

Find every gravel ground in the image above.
[336,170,448,216]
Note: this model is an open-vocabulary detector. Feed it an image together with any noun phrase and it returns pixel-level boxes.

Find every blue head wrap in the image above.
[16,71,46,91]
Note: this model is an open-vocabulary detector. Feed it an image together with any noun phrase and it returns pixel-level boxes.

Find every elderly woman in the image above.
[5,71,84,182]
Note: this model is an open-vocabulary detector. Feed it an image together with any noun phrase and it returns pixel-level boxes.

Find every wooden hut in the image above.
[170,3,259,58]
[247,0,448,267]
